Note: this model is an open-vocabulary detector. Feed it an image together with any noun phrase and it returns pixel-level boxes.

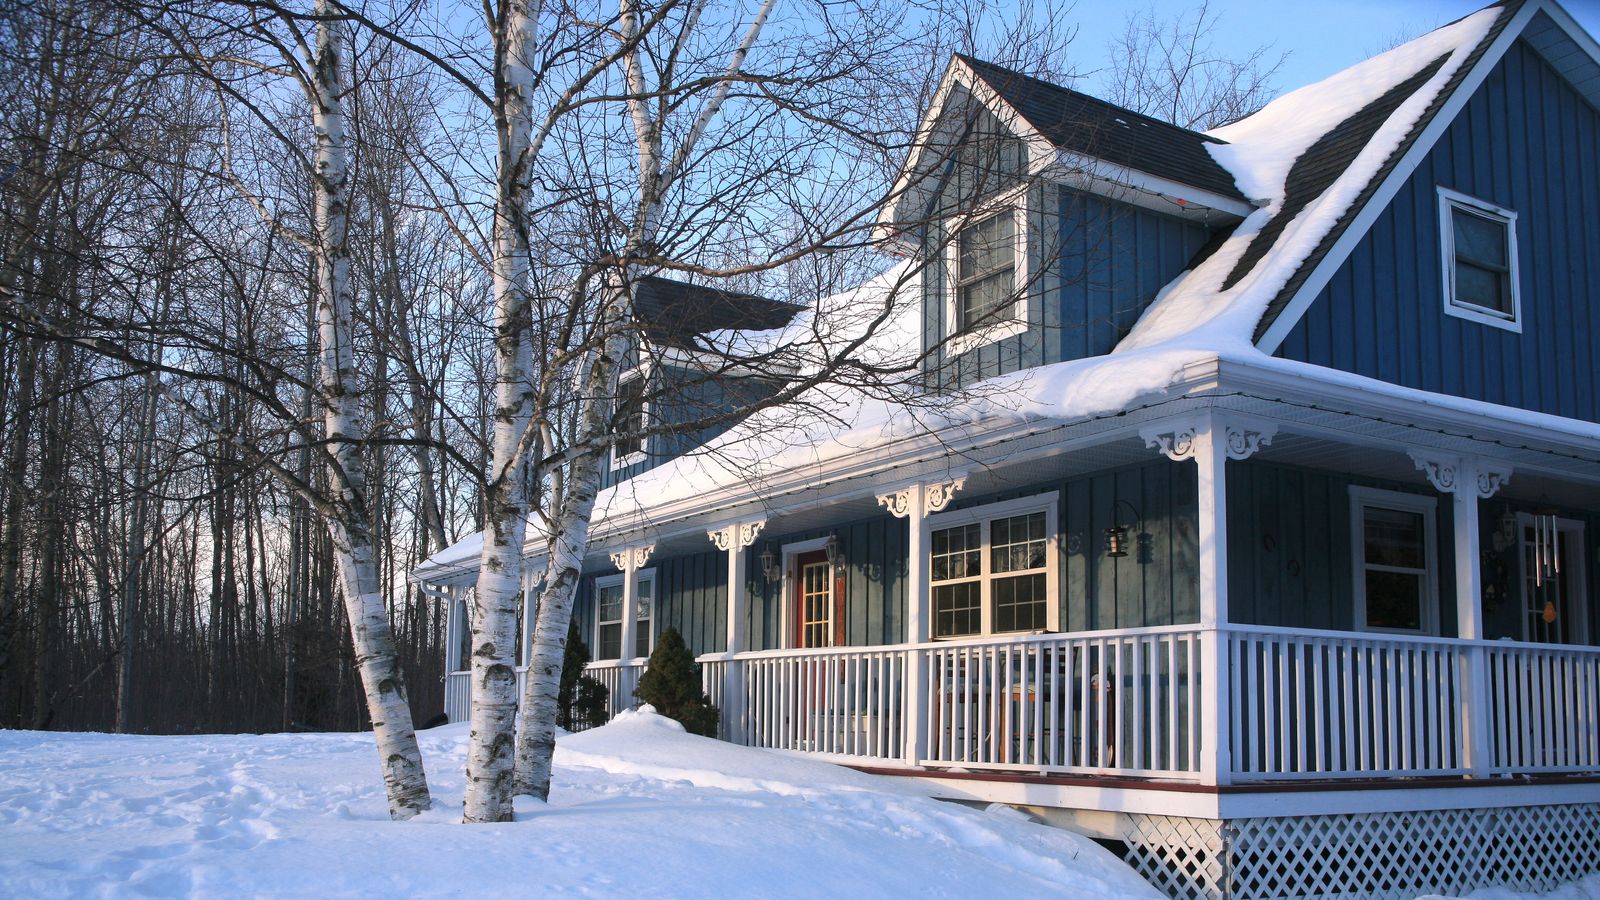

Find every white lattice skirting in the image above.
[1121,804,1600,899]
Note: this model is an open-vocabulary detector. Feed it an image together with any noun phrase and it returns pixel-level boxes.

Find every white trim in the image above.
[1349,486,1441,636]
[1049,151,1256,221]
[1256,1,1542,353]
[595,567,656,661]
[1437,186,1523,332]
[779,537,835,650]
[943,191,1031,355]
[926,492,1060,639]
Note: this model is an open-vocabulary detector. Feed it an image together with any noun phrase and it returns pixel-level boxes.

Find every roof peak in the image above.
[952,53,1229,145]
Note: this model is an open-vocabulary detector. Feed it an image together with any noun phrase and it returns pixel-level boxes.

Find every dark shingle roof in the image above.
[957,55,1247,203]
[1248,1,1520,342]
[1223,55,1451,292]
[633,276,802,349]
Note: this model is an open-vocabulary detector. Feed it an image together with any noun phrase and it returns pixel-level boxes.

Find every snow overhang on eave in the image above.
[1047,151,1259,224]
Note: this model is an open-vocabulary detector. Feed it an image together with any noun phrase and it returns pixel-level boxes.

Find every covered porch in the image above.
[433,355,1600,795]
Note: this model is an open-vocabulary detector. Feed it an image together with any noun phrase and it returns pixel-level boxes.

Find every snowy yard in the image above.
[0,709,1160,898]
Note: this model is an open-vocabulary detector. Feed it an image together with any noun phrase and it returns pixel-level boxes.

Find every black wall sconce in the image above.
[759,543,781,582]
[824,533,846,568]
[1104,499,1143,559]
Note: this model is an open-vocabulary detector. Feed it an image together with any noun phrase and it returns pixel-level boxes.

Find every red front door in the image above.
[792,550,844,648]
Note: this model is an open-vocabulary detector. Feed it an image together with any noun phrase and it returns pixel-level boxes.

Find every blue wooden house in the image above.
[416,2,1600,896]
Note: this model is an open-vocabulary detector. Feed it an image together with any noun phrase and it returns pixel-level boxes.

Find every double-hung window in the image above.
[1350,487,1438,635]
[955,211,1017,333]
[596,570,654,660]
[1438,186,1520,330]
[928,494,1057,639]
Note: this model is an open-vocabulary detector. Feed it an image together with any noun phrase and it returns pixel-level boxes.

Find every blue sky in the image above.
[1070,0,1600,102]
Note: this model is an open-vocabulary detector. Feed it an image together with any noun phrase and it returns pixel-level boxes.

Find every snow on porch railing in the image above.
[729,644,907,761]
[1227,626,1469,780]
[919,627,1203,778]
[1488,641,1600,775]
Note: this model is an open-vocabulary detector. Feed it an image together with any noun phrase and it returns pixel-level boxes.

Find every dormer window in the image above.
[957,211,1016,332]
[1438,187,1520,331]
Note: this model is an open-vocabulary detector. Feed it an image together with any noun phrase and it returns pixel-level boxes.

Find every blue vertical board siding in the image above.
[1276,40,1600,423]
[1226,460,1457,635]
[1058,461,1200,630]
[651,549,729,656]
[924,185,1213,388]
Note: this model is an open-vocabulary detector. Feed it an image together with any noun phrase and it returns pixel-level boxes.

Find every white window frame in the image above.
[944,184,1031,357]
[926,492,1059,640]
[594,568,656,661]
[1349,486,1439,636]
[1437,186,1522,333]
[609,363,652,472]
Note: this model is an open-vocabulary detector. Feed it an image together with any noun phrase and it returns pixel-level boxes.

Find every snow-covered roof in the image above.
[417,1,1600,584]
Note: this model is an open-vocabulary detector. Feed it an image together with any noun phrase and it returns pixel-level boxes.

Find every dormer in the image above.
[879,55,1256,255]
[604,275,803,486]
[880,56,1256,382]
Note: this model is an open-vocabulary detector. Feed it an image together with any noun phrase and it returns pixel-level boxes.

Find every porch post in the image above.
[1144,414,1274,786]
[879,476,964,766]
[1411,451,1511,777]
[445,588,464,672]
[710,520,765,742]
[609,545,655,664]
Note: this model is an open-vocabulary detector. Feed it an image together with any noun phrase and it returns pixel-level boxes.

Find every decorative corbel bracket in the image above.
[1140,423,1200,462]
[923,477,967,515]
[877,476,967,519]
[1222,421,1278,461]
[1141,417,1276,463]
[1410,450,1512,499]
[609,544,655,572]
[709,519,766,552]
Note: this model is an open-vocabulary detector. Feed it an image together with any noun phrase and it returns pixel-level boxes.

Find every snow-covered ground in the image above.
[0,709,1159,898]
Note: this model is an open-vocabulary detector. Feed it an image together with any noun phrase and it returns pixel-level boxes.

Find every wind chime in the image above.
[1530,511,1560,625]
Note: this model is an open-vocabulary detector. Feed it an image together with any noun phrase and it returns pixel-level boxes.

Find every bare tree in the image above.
[1103,0,1286,130]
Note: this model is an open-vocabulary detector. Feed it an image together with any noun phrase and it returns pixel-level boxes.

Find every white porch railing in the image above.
[919,627,1203,777]
[439,627,1600,785]
[730,645,906,761]
[1488,642,1600,774]
[1226,626,1469,779]
[585,659,646,724]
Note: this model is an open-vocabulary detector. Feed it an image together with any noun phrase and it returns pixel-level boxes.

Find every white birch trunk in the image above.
[511,0,778,799]
[310,4,430,820]
[514,272,634,799]
[461,0,540,823]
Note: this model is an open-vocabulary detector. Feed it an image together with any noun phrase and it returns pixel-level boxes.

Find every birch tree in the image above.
[511,0,778,804]
[304,0,431,818]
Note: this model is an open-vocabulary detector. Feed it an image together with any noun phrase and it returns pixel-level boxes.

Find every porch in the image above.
[433,356,1600,799]
[441,624,1600,786]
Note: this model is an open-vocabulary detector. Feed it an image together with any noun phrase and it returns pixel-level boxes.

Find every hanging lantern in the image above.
[1104,526,1129,558]
[1105,499,1142,560]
